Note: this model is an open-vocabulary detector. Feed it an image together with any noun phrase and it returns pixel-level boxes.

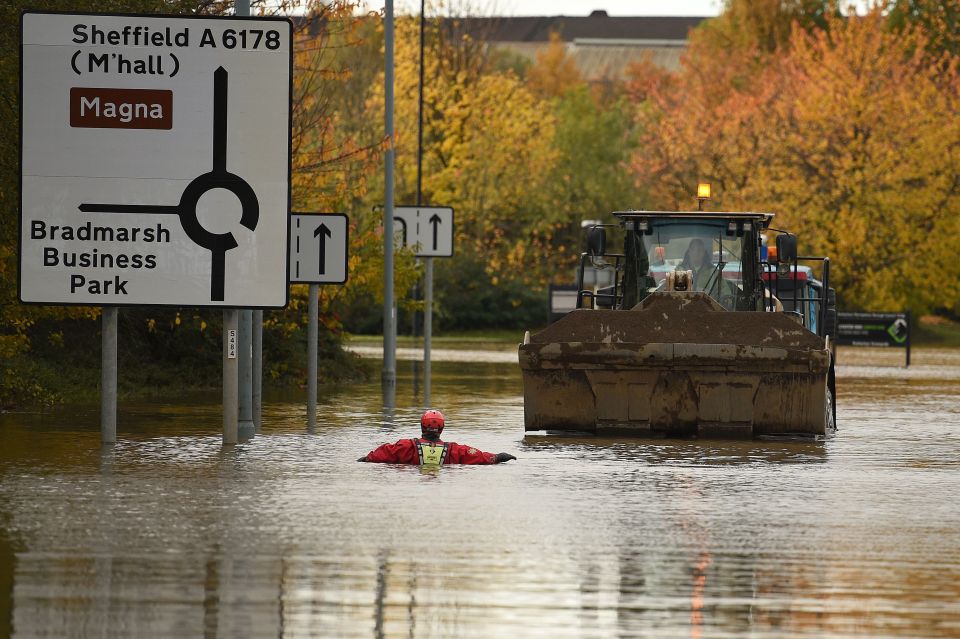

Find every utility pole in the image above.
[223,309,238,444]
[307,283,319,431]
[220,0,251,446]
[418,0,434,406]
[234,0,255,442]
[100,307,117,444]
[238,309,254,440]
[382,0,397,393]
[252,309,262,432]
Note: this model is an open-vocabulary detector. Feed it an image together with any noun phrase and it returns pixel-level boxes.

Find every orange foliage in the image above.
[632,8,960,313]
[290,5,385,212]
[526,31,583,98]
[623,54,675,103]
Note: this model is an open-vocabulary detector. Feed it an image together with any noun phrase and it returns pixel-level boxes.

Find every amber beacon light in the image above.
[696,182,712,210]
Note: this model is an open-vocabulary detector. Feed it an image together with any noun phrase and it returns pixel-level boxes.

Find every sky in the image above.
[358,1,724,17]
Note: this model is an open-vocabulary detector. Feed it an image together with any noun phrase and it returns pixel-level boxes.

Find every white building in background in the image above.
[455,10,708,81]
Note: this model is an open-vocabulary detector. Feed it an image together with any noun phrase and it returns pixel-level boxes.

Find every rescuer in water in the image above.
[357,410,517,466]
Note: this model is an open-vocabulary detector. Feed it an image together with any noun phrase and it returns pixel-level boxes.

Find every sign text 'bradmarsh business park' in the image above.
[20,12,292,307]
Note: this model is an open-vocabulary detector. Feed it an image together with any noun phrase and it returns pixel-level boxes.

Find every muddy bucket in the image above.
[519,292,833,437]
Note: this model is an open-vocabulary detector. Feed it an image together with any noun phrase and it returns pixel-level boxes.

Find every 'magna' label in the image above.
[70,87,172,129]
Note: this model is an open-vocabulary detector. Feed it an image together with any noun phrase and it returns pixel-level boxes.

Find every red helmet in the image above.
[420,409,445,435]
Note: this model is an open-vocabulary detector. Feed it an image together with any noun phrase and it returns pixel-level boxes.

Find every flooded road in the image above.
[1,348,959,637]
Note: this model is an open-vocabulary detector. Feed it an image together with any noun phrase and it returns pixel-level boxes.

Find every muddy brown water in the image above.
[1,347,959,637]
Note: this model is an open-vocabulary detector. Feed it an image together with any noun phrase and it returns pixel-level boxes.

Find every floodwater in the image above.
[1,347,959,638]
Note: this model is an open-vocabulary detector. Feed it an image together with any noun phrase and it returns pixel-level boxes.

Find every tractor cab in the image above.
[577,210,834,338]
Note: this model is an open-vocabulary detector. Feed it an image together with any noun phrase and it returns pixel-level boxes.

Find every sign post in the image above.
[238,309,254,440]
[20,12,293,444]
[307,284,319,432]
[252,309,263,433]
[906,309,912,367]
[416,0,427,402]
[236,0,255,443]
[424,257,433,403]
[836,311,911,367]
[383,0,397,395]
[290,213,349,430]
[392,206,454,405]
[100,307,118,444]
[223,309,238,444]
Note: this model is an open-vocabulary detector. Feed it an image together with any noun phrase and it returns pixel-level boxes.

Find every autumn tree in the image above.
[0,1,397,405]
[533,86,643,280]
[359,11,558,328]
[699,0,840,55]
[526,31,582,99]
[623,54,675,104]
[630,17,781,211]
[632,7,960,314]
[885,0,960,58]
[0,0,208,406]
[753,11,960,313]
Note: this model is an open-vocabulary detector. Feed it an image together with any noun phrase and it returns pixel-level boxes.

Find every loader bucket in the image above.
[518,292,833,437]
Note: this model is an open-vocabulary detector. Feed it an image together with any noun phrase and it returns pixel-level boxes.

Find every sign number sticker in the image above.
[227,329,237,359]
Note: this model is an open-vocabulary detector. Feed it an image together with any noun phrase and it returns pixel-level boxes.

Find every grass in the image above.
[914,317,960,347]
[348,316,960,349]
[2,334,374,411]
[346,327,536,346]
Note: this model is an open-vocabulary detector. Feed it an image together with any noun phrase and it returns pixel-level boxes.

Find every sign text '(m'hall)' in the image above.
[71,87,172,130]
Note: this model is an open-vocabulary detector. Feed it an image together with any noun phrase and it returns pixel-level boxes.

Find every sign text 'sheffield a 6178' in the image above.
[19,12,292,307]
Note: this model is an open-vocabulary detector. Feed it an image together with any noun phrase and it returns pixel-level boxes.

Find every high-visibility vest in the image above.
[415,439,448,467]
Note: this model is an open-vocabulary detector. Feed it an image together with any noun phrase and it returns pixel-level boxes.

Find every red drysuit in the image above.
[361,438,496,465]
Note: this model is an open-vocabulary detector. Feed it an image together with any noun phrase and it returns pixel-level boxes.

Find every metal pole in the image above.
[382,0,397,391]
[252,309,262,432]
[417,0,425,199]
[424,258,433,405]
[307,284,319,431]
[223,309,239,445]
[238,310,254,440]
[905,309,912,368]
[418,0,433,405]
[234,0,254,442]
[409,0,427,400]
[100,307,118,444]
[412,260,421,400]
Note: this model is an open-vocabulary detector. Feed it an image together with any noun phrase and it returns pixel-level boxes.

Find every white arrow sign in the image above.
[392,206,454,258]
[290,213,348,284]
[19,12,292,308]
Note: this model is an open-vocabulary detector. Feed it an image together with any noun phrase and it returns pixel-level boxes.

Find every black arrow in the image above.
[393,216,408,245]
[213,66,227,173]
[314,223,332,275]
[429,213,442,251]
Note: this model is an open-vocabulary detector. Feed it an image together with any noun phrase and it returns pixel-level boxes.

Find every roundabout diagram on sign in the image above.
[79,67,258,301]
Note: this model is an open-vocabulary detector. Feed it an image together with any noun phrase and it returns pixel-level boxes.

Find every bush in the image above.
[434,250,546,331]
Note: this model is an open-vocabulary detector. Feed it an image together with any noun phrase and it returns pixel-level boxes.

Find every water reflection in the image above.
[523,435,827,466]
[0,508,13,639]
[382,377,397,430]
[0,355,959,637]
